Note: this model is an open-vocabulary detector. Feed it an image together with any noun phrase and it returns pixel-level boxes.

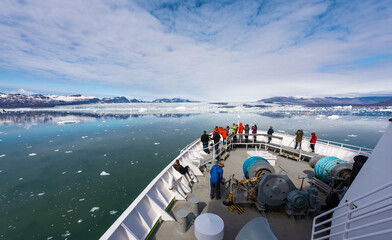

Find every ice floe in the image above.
[154,142,160,145]
[81,136,88,139]
[109,210,118,215]
[77,219,83,223]
[57,120,80,125]
[65,151,72,153]
[347,134,358,137]
[19,177,23,180]
[62,171,67,174]
[79,198,85,201]
[26,146,32,148]
[327,115,340,119]
[90,207,100,212]
[61,230,71,237]
[100,171,110,176]
[54,149,60,152]
[77,170,82,173]
[67,209,73,213]
[38,192,45,196]
[29,153,37,156]
[0,154,6,158]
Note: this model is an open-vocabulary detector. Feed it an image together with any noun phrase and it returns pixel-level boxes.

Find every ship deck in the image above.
[154,145,327,240]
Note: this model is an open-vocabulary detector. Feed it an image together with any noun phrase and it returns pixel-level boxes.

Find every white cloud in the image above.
[0,0,391,101]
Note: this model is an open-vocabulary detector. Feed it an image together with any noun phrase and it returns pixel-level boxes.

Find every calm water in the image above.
[0,110,390,239]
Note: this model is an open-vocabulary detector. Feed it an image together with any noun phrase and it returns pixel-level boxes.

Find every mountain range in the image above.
[0,93,197,108]
[258,96,392,107]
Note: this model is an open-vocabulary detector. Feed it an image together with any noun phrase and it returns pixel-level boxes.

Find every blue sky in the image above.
[0,0,391,101]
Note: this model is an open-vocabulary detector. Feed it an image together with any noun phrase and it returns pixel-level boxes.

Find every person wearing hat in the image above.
[210,162,224,200]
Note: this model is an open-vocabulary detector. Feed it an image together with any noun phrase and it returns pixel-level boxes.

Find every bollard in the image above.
[190,197,200,216]
[176,209,189,233]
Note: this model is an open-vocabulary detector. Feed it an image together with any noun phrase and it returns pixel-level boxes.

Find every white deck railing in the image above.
[311,180,392,240]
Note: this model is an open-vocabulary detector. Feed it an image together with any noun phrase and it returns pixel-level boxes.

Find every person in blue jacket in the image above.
[267,126,274,143]
[210,162,224,200]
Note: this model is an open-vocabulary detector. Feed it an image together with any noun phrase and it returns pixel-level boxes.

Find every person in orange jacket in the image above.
[221,127,228,144]
[213,126,218,135]
[238,123,244,141]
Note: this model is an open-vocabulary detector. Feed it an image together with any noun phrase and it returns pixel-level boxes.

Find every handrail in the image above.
[311,180,392,240]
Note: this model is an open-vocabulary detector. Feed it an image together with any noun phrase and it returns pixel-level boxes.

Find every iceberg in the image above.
[327,115,340,119]
[100,171,110,176]
[29,153,37,156]
[90,207,100,212]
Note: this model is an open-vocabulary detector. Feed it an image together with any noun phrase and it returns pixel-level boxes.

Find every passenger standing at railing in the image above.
[244,124,250,143]
[213,126,219,135]
[213,131,221,154]
[310,132,317,152]
[252,124,258,142]
[232,123,238,142]
[294,129,304,149]
[221,127,228,144]
[201,131,210,154]
[238,123,244,141]
[267,126,274,143]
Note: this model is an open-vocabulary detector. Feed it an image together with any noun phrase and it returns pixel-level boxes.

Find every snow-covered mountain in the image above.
[258,96,392,106]
[0,93,196,108]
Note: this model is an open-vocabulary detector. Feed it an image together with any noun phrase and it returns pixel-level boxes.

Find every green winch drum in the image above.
[314,156,350,184]
[243,156,275,179]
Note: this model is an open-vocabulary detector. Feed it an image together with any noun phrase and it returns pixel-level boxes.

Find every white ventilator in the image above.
[195,213,224,240]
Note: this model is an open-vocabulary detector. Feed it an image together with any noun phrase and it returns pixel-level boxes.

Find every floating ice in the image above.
[277,130,285,133]
[19,178,23,180]
[0,154,6,158]
[347,134,358,137]
[47,237,53,240]
[79,198,85,201]
[81,136,88,139]
[62,171,67,174]
[54,149,60,152]
[57,120,80,125]
[109,210,118,215]
[100,171,110,176]
[154,142,160,145]
[26,146,32,149]
[102,121,106,123]
[65,151,72,154]
[77,170,82,173]
[61,230,71,237]
[29,153,37,156]
[344,139,350,142]
[327,115,340,119]
[67,209,73,213]
[154,153,158,156]
[90,207,100,212]
[77,219,83,223]
[38,192,45,196]
[0,170,2,173]
[0,139,2,141]
[49,140,53,143]
[103,154,107,157]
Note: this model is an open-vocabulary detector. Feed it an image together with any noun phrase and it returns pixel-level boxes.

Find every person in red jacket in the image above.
[238,123,244,141]
[310,132,317,152]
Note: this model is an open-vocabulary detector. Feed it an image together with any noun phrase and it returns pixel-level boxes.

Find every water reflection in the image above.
[0,111,197,124]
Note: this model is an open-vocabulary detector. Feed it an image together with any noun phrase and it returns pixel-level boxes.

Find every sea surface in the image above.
[0,109,390,240]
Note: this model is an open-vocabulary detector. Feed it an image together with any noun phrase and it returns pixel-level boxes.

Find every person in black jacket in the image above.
[173,160,194,183]
[213,131,221,154]
[201,131,210,154]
